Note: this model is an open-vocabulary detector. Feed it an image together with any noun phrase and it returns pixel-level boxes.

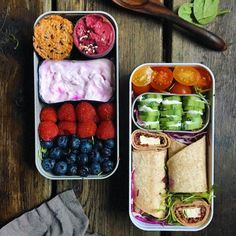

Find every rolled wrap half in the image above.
[168,138,187,159]
[167,136,207,193]
[132,149,167,219]
[132,129,171,151]
[172,200,210,226]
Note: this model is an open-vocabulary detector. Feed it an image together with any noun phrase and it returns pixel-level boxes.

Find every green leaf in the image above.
[193,0,219,25]
[178,3,195,23]
[178,3,202,27]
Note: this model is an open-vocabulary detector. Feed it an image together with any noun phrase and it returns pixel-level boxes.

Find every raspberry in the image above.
[40,107,57,122]
[77,121,97,138]
[76,102,96,122]
[58,103,76,122]
[38,121,58,141]
[97,103,115,121]
[58,121,76,135]
[96,121,115,140]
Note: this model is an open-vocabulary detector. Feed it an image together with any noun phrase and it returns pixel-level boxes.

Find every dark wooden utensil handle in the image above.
[143,3,227,51]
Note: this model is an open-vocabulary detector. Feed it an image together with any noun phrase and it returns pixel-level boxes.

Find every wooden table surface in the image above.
[0,0,235,235]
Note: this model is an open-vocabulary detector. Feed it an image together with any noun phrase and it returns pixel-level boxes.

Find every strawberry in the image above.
[58,121,76,135]
[58,103,76,122]
[76,102,96,122]
[97,103,115,121]
[38,121,58,141]
[77,121,97,138]
[96,121,115,140]
[40,107,57,123]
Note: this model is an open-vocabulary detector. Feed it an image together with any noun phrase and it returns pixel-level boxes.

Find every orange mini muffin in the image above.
[33,15,73,60]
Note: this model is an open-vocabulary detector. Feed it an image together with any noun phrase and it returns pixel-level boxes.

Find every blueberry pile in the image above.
[40,135,115,177]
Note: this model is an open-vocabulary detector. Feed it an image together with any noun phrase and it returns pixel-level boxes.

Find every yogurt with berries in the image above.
[39,59,114,103]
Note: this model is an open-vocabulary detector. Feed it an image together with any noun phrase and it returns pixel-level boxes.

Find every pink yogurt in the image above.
[39,59,114,103]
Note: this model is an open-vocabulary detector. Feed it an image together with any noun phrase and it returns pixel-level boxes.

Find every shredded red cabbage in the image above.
[131,91,135,101]
[131,169,135,212]
[134,215,168,226]
[134,108,145,126]
[166,130,207,144]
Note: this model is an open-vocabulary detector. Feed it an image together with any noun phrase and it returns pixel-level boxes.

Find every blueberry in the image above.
[104,139,115,149]
[42,158,56,172]
[94,139,103,150]
[70,135,80,149]
[90,150,102,163]
[101,155,109,163]
[53,161,68,175]
[67,164,78,175]
[71,149,79,155]
[102,160,114,173]
[62,149,69,158]
[49,147,63,160]
[57,136,69,149]
[78,166,89,177]
[102,147,112,157]
[80,141,92,154]
[90,162,101,175]
[66,152,79,164]
[41,140,54,149]
[42,151,49,159]
[80,138,88,143]
[79,153,89,166]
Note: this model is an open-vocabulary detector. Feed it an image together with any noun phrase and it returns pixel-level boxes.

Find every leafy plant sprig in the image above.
[178,0,230,26]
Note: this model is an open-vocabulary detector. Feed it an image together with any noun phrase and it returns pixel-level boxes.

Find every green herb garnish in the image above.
[178,0,230,26]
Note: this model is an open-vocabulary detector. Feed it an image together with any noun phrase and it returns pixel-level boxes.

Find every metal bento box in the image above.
[34,11,119,180]
[129,63,215,231]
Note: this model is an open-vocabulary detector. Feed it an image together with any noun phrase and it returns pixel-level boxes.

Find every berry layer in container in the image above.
[129,63,215,231]
[33,11,119,180]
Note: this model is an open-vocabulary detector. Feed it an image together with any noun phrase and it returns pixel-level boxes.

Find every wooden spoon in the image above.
[112,0,227,51]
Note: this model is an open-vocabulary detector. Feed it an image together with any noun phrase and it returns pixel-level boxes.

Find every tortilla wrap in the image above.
[167,136,207,193]
[168,138,187,158]
[173,200,210,226]
[132,129,171,151]
[133,149,167,218]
